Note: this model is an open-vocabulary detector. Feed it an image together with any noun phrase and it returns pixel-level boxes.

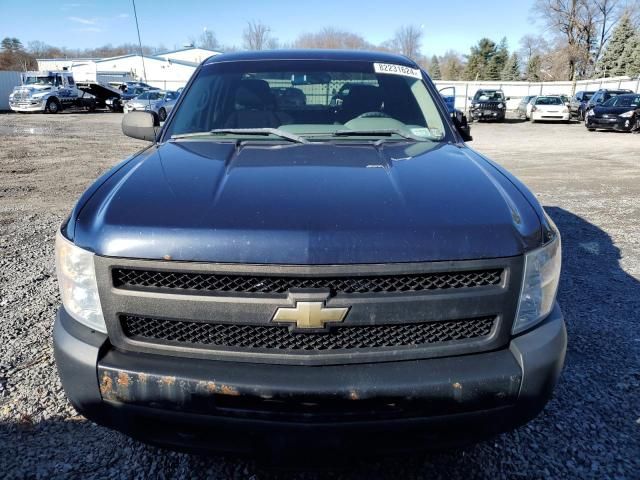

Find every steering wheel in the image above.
[354,111,392,120]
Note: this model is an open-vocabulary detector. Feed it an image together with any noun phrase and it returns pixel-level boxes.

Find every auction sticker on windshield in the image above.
[373,63,422,79]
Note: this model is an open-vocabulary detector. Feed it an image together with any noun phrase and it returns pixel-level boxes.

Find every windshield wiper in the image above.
[171,128,308,144]
[332,129,430,142]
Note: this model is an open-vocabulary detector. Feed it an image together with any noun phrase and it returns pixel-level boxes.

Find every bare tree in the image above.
[533,0,597,80]
[294,28,374,49]
[243,21,273,50]
[591,0,629,65]
[194,28,220,50]
[391,25,424,60]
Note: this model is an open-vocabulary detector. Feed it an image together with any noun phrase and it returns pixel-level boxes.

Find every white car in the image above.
[530,96,571,123]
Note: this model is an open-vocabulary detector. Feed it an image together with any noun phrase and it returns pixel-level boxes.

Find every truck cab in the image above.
[8,69,122,114]
[9,71,81,113]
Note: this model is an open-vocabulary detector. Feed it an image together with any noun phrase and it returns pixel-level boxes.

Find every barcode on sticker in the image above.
[373,63,422,79]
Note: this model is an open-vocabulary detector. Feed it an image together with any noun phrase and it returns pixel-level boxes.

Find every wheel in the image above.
[158,108,167,122]
[587,128,595,132]
[45,98,60,114]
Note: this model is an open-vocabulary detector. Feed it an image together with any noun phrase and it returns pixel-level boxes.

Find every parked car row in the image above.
[512,89,639,132]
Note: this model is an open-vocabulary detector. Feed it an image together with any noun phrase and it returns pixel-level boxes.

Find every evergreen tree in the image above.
[464,38,497,80]
[526,54,542,81]
[596,15,636,77]
[501,52,521,80]
[485,57,502,80]
[429,55,441,80]
[493,37,509,73]
[622,33,640,77]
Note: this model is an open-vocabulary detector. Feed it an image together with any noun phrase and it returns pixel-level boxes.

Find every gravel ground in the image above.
[0,112,638,479]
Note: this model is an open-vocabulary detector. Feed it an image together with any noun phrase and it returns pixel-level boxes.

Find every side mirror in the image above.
[506,97,511,101]
[452,110,472,142]
[122,111,159,141]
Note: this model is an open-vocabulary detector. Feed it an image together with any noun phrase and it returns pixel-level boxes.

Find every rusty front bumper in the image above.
[53,306,566,454]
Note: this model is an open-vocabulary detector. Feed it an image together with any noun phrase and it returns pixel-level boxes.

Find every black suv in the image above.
[585,89,634,112]
[54,50,565,455]
[569,90,595,121]
[469,89,508,122]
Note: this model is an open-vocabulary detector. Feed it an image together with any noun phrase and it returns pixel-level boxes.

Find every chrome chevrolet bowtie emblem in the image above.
[272,301,349,330]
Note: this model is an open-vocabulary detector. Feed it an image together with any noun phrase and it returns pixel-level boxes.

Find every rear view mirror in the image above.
[291,73,331,85]
[122,111,159,141]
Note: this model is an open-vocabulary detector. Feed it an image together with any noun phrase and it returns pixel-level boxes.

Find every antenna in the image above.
[131,0,157,135]
[131,0,149,85]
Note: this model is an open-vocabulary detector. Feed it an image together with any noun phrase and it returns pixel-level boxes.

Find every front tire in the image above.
[158,108,167,122]
[45,98,60,114]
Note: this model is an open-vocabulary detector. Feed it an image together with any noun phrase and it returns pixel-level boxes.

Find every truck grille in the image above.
[121,315,496,352]
[112,268,503,295]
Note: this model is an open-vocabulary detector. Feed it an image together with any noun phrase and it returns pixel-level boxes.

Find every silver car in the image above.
[157,88,183,121]
[123,90,179,120]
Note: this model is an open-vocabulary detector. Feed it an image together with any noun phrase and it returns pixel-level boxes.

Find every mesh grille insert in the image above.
[113,268,502,295]
[121,315,496,351]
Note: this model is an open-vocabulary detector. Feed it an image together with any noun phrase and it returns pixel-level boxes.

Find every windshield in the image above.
[603,92,627,102]
[535,97,563,105]
[24,75,56,86]
[163,60,448,142]
[474,90,504,101]
[603,95,640,108]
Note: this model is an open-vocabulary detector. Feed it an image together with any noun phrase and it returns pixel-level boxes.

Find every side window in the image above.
[67,76,75,86]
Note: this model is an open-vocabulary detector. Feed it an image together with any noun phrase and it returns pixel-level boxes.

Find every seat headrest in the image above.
[235,79,274,109]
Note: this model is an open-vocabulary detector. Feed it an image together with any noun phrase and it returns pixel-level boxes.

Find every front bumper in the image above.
[9,101,45,112]
[54,304,566,454]
[531,112,570,121]
[586,116,634,131]
[470,108,505,121]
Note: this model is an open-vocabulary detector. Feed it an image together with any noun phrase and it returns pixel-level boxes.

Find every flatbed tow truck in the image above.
[8,70,122,113]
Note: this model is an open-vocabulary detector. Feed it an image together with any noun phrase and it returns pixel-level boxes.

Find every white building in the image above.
[37,58,100,72]
[36,47,223,91]
[156,47,221,65]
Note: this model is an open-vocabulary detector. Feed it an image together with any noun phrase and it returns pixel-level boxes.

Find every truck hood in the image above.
[13,85,51,94]
[73,140,542,264]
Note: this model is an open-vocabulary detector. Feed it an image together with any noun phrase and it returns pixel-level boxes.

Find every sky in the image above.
[0,0,539,57]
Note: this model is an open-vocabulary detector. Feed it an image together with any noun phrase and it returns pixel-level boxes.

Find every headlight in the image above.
[562,106,569,113]
[55,230,106,333]
[498,103,504,109]
[513,224,561,334]
[587,109,595,116]
[619,111,634,118]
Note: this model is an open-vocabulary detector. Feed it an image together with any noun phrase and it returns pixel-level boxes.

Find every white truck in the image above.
[8,70,122,113]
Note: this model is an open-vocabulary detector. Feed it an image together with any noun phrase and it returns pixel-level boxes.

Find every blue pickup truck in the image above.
[54,50,565,456]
